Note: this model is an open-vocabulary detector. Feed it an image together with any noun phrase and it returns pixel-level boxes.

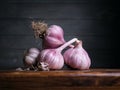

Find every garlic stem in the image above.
[57,38,78,52]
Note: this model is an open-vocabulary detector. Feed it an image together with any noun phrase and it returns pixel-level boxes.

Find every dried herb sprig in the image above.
[31,21,48,39]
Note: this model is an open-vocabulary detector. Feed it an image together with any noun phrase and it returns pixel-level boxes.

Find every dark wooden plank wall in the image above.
[0,0,119,70]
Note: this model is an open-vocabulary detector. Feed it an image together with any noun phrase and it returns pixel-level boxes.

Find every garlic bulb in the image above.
[38,38,78,70]
[39,49,64,69]
[24,48,40,67]
[63,40,91,70]
[24,56,36,66]
[43,25,65,49]
[31,22,65,49]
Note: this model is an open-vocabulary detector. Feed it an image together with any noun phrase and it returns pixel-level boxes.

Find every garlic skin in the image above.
[44,25,65,49]
[38,62,49,71]
[38,38,78,70]
[63,40,91,70]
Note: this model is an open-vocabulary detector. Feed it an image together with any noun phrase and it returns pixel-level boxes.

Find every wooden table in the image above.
[0,69,120,90]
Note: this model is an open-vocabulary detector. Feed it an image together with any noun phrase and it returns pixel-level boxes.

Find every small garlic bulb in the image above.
[24,56,36,66]
[24,48,40,66]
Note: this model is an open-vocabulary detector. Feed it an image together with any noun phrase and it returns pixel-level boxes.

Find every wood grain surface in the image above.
[0,69,120,90]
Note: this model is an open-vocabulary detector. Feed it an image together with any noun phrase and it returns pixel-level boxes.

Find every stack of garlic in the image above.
[23,23,91,70]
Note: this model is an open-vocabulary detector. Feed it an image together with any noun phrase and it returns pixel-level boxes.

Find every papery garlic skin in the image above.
[63,40,91,70]
[44,25,65,49]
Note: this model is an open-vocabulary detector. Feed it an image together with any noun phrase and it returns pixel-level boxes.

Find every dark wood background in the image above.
[0,0,119,70]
